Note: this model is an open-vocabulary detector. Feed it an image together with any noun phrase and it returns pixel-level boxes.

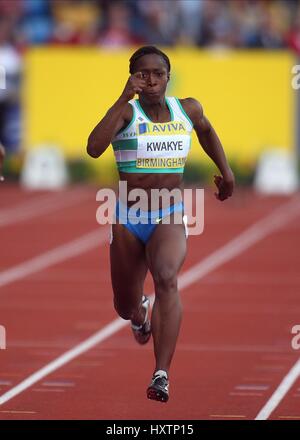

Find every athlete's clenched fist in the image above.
[120,72,146,102]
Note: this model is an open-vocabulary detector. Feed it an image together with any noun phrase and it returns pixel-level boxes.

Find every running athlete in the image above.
[87,46,234,403]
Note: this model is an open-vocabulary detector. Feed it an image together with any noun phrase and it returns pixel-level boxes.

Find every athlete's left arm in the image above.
[182,97,234,201]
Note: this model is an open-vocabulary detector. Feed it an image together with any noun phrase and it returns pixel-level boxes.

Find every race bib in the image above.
[136,121,191,168]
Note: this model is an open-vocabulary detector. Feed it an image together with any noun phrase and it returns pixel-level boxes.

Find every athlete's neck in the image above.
[139,96,169,122]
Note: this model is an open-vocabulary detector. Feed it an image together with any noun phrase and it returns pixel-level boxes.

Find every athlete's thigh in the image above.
[110,223,148,302]
[145,221,187,278]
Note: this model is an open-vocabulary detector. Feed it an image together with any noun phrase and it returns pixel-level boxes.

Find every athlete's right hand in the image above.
[120,72,146,102]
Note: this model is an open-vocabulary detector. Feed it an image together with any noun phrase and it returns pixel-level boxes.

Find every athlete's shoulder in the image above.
[117,101,134,133]
[123,101,134,122]
[178,98,204,125]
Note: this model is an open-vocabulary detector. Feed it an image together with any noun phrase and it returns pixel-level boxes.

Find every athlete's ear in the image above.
[167,74,170,82]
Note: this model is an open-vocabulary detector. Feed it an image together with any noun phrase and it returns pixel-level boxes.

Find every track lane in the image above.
[0,191,299,418]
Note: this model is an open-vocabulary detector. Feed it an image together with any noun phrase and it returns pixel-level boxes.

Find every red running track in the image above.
[0,184,299,420]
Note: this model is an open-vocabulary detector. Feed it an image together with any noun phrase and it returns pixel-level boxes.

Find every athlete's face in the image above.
[132,54,170,103]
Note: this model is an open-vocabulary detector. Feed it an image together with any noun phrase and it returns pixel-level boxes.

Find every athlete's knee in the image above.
[153,264,178,293]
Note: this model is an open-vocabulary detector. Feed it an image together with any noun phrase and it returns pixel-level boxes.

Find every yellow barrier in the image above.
[24,48,295,181]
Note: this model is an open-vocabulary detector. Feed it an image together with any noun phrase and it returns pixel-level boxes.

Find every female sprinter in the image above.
[87,46,234,403]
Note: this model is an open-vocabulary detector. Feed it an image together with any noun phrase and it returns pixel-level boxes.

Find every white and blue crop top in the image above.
[111,97,193,173]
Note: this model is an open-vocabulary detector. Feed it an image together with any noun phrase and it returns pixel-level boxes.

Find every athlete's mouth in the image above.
[145,90,160,95]
[144,87,159,95]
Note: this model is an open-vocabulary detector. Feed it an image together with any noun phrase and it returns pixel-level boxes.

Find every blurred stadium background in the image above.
[0,0,299,187]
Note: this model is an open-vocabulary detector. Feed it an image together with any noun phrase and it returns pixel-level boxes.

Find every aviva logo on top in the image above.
[138,121,187,136]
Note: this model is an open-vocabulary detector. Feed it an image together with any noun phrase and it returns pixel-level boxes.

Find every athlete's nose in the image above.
[147,73,157,87]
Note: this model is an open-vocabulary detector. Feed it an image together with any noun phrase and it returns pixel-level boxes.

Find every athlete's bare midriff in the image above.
[118,171,184,210]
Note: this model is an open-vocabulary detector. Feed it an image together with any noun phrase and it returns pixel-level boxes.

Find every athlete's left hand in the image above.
[214,172,234,201]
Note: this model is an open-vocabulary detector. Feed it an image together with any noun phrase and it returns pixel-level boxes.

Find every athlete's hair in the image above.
[129,46,171,74]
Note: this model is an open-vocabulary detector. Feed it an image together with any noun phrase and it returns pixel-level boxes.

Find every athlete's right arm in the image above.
[86,72,146,158]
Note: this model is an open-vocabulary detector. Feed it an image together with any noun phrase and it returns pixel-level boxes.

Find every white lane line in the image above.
[0,196,299,406]
[0,187,92,227]
[255,358,300,420]
[0,229,108,289]
[0,320,126,405]
[235,385,269,391]
[178,195,300,290]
